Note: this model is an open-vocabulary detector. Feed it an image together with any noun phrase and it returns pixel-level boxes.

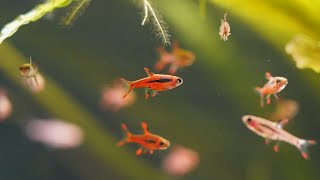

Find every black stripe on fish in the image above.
[144,139,157,144]
[147,78,172,83]
[260,124,280,134]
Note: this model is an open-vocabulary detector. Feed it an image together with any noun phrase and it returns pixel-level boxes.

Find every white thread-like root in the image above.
[142,0,170,45]
[141,1,148,25]
[62,0,91,26]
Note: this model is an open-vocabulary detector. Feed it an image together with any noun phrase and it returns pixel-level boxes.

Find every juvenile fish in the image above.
[117,121,170,155]
[121,67,183,99]
[256,72,288,107]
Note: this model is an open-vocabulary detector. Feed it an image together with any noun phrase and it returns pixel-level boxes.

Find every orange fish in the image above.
[117,122,170,155]
[121,68,183,99]
[155,41,195,75]
[255,72,288,107]
[219,13,231,41]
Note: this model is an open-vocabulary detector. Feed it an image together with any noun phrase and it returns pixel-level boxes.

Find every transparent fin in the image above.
[298,140,317,159]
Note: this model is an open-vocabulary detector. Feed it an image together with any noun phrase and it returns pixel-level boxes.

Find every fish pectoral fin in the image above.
[266,94,271,105]
[264,139,270,145]
[29,78,34,87]
[145,88,150,100]
[144,67,155,77]
[149,150,154,155]
[34,76,39,86]
[273,144,280,152]
[150,90,158,97]
[272,140,281,152]
[136,148,143,156]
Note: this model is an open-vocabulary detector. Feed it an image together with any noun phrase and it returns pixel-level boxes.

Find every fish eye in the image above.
[177,78,183,84]
[276,79,281,84]
[247,118,252,122]
[160,142,165,146]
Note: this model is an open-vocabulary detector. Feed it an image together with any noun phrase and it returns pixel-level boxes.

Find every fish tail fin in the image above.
[255,87,264,107]
[298,139,317,159]
[117,123,132,147]
[120,78,134,99]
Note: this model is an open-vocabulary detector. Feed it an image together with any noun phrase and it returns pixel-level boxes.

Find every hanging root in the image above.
[61,0,92,27]
[141,0,170,45]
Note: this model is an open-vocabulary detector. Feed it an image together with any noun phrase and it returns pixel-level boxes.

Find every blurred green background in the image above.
[0,0,319,179]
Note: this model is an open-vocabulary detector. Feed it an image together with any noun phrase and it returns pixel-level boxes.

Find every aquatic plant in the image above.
[61,0,92,26]
[286,34,320,73]
[0,0,73,44]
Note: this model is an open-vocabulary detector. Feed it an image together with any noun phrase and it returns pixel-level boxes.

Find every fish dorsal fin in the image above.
[29,56,32,65]
[141,121,150,135]
[144,68,154,77]
[172,41,180,50]
[276,119,288,129]
[265,72,272,80]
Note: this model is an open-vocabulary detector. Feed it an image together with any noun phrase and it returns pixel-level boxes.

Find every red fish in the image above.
[121,68,183,99]
[256,72,288,107]
[117,122,170,155]
[242,115,316,159]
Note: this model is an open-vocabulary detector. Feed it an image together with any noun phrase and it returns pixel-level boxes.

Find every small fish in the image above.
[242,115,316,159]
[121,67,183,99]
[19,57,38,86]
[219,13,231,41]
[255,72,288,107]
[155,41,195,75]
[117,121,170,155]
[154,47,175,73]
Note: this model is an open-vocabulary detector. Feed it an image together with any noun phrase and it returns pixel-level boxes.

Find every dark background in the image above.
[0,0,319,179]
